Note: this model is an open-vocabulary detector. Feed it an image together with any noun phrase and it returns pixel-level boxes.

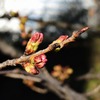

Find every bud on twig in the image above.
[52,35,68,51]
[22,62,39,74]
[25,32,43,55]
[34,54,47,68]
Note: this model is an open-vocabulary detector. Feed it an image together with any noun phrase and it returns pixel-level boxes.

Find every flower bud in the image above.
[56,35,68,43]
[30,32,43,43]
[53,65,62,71]
[25,32,43,55]
[64,68,73,75]
[34,54,47,68]
[53,35,68,44]
[52,35,68,51]
[52,71,61,77]
[52,65,73,81]
[22,62,39,74]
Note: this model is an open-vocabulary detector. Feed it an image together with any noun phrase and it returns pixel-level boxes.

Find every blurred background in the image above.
[0,0,100,100]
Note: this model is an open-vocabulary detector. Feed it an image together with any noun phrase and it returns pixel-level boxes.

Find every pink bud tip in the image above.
[34,54,47,68]
[80,27,89,33]
[58,35,68,42]
[30,68,39,75]
[31,32,43,43]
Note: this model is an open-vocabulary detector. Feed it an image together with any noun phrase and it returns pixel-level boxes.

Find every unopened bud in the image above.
[25,32,43,55]
[22,62,39,74]
[52,35,68,51]
[34,54,47,68]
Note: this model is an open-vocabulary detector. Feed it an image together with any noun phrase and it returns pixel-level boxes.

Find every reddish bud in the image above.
[30,68,39,75]
[52,35,68,44]
[30,32,43,43]
[57,35,68,43]
[34,54,47,68]
[22,62,39,74]
[52,35,68,51]
[25,32,43,55]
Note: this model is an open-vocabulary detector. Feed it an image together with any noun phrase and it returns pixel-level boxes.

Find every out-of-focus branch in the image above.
[0,27,89,69]
[77,73,100,80]
[0,69,41,82]
[26,84,48,94]
[0,69,48,94]
[85,84,100,96]
[0,67,88,100]
[0,39,22,57]
[40,68,87,100]
[23,79,48,94]
[5,73,41,82]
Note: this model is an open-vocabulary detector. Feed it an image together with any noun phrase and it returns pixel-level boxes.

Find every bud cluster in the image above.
[52,65,73,81]
[22,32,47,74]
[22,32,71,75]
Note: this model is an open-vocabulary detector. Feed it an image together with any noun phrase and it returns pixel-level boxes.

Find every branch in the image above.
[0,69,48,94]
[26,85,48,94]
[0,69,41,82]
[77,73,100,97]
[23,79,48,94]
[77,73,100,80]
[5,73,41,82]
[85,84,100,96]
[0,67,88,100]
[0,27,89,69]
[40,68,88,100]
[0,39,22,57]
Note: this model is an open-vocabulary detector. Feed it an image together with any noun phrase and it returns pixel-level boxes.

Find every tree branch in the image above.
[40,68,88,100]
[77,73,100,80]
[23,79,48,94]
[0,69,41,82]
[85,84,100,96]
[0,67,88,100]
[0,27,89,100]
[0,27,89,69]
[0,39,22,57]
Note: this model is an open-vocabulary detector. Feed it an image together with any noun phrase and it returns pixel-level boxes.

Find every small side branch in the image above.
[85,84,100,96]
[0,39,22,57]
[23,79,48,94]
[77,73,100,80]
[0,69,41,82]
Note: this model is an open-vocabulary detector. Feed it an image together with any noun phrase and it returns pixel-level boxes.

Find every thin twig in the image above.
[40,68,88,100]
[0,39,22,57]
[85,84,100,96]
[0,69,41,82]
[29,85,48,94]
[77,73,100,80]
[0,67,88,100]
[5,73,41,82]
[23,79,48,94]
